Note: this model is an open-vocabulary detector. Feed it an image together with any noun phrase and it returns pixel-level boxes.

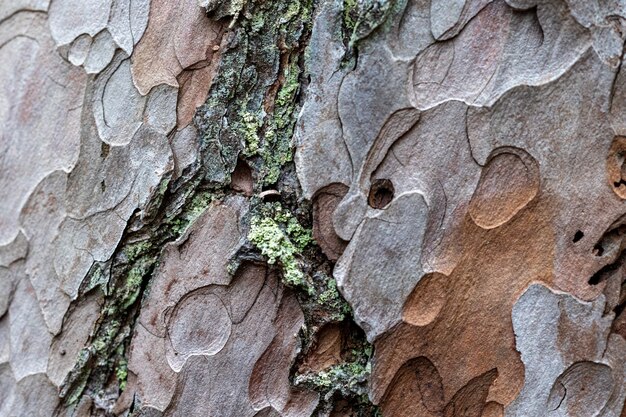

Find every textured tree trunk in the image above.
[2,0,626,416]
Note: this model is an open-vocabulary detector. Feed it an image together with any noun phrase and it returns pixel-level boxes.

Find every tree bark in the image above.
[1,0,626,416]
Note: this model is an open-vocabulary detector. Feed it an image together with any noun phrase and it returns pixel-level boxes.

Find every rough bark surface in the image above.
[1,0,626,416]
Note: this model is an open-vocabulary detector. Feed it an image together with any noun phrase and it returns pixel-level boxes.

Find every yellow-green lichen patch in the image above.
[294,344,374,403]
[343,0,359,35]
[259,61,302,185]
[123,241,152,263]
[114,347,128,391]
[317,277,352,321]
[166,189,219,236]
[118,258,154,309]
[248,202,314,292]
[238,110,262,156]
[63,185,221,405]
[295,361,370,391]
[196,0,313,187]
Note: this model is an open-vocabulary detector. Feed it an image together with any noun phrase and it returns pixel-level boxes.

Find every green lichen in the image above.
[343,0,359,34]
[245,202,354,324]
[62,349,91,405]
[167,189,217,235]
[119,259,152,309]
[297,361,370,390]
[92,320,121,356]
[229,56,303,185]
[227,0,247,23]
[258,61,302,184]
[294,347,374,401]
[270,202,313,249]
[276,62,300,109]
[123,241,151,263]
[317,277,352,321]
[63,185,218,406]
[248,202,314,292]
[82,263,109,294]
[248,216,303,284]
[187,190,216,218]
[250,11,265,32]
[115,349,128,391]
[282,0,304,22]
[238,110,262,156]
[196,0,311,187]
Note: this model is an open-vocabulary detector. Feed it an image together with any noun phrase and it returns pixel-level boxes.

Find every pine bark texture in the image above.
[2,0,626,416]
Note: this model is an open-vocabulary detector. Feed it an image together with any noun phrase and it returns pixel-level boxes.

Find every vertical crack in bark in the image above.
[60,1,381,415]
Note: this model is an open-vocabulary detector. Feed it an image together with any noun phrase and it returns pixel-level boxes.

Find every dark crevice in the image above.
[573,230,584,243]
[589,252,624,285]
[60,0,383,415]
[615,300,625,318]
[550,382,567,411]
[593,222,626,257]
[588,218,626,285]
[100,142,110,159]
[594,242,605,257]
[614,178,626,188]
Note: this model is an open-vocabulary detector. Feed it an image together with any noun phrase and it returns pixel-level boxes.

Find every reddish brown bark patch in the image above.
[313,183,349,261]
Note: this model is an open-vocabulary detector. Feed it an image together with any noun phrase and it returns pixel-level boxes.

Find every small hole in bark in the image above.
[368,179,394,209]
[573,230,584,243]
